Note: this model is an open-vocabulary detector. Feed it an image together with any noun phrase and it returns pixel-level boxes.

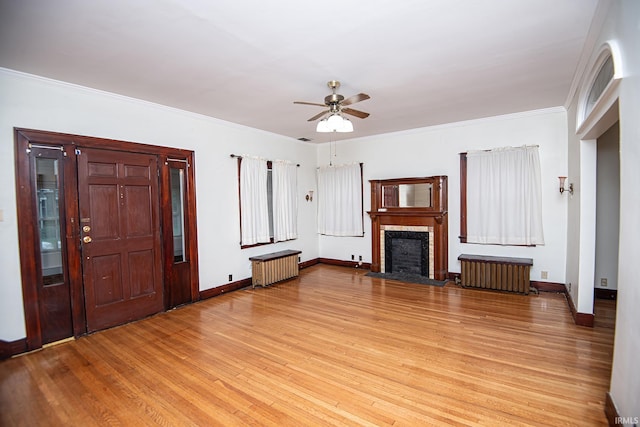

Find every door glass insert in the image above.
[170,167,186,262]
[36,157,63,285]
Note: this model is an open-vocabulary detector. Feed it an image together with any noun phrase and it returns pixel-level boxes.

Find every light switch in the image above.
[0,209,3,222]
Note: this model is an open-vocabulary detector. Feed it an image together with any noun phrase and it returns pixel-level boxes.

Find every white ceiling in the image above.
[0,0,600,143]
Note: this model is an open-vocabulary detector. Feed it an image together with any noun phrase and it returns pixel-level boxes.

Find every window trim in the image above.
[459,153,468,243]
[576,41,622,138]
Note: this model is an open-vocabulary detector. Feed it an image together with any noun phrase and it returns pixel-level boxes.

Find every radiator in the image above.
[249,250,301,288]
[458,254,533,295]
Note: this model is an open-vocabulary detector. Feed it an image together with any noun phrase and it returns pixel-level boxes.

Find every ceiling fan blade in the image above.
[342,107,370,119]
[294,101,327,107]
[341,93,370,106]
[308,110,329,121]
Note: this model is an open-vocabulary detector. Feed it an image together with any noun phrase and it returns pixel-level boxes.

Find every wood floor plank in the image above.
[0,265,613,426]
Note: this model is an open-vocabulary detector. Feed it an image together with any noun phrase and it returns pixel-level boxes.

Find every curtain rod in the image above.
[230,154,299,167]
[458,145,540,155]
[27,143,67,155]
[316,162,364,169]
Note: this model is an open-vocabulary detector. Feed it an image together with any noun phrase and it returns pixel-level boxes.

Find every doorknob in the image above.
[83,236,92,243]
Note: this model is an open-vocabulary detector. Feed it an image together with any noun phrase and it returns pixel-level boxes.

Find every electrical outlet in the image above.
[351,254,355,260]
[228,274,233,282]
[568,283,572,292]
[601,278,608,287]
[541,271,548,279]
[359,255,363,261]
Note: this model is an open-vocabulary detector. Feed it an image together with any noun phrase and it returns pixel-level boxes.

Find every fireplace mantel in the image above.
[368,176,448,280]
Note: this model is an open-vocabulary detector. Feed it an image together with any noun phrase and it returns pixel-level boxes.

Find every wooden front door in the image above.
[78,148,164,332]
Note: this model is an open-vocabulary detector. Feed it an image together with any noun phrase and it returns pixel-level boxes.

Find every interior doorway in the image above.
[594,122,620,304]
[14,129,200,351]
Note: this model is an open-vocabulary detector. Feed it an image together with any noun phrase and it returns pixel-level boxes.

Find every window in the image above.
[584,54,614,120]
[170,167,186,262]
[237,156,298,248]
[459,146,544,246]
[36,156,64,285]
[576,43,622,135]
[317,163,364,237]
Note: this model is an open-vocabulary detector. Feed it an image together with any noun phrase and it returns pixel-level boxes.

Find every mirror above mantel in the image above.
[382,182,432,208]
[370,176,447,214]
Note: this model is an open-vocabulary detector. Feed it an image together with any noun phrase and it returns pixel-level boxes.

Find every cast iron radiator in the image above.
[458,254,533,295]
[249,249,302,288]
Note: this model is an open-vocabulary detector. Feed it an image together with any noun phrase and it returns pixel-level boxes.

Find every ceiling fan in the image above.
[294,80,370,132]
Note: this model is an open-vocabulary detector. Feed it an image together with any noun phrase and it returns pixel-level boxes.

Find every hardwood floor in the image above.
[0,265,614,426]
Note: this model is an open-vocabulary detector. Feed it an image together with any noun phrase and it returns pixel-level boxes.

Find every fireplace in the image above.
[381,227,434,278]
[368,176,448,280]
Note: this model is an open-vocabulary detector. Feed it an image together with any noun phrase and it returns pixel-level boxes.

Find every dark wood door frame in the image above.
[14,128,200,352]
[162,158,194,308]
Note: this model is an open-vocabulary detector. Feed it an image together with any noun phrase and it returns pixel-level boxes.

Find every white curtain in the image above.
[240,156,270,245]
[317,163,363,236]
[272,160,298,242]
[466,146,544,245]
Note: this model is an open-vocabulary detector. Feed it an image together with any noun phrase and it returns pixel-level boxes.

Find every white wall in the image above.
[607,0,640,419]
[316,108,569,284]
[565,0,640,418]
[0,69,319,342]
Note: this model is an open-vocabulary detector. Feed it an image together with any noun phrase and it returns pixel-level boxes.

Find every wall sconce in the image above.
[559,176,574,195]
[305,190,314,202]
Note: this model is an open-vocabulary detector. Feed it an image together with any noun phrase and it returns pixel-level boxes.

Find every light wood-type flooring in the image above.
[0,264,615,426]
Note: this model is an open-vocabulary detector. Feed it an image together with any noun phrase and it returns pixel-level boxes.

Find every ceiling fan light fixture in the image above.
[316,118,331,132]
[338,117,353,133]
[318,113,354,133]
[326,114,343,128]
[296,80,368,134]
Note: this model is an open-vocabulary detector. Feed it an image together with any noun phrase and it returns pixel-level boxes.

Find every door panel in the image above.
[129,250,155,296]
[89,185,119,239]
[32,150,74,344]
[125,186,153,236]
[92,253,123,306]
[79,148,163,332]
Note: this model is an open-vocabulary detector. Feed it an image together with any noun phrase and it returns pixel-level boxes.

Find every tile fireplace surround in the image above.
[380,225,435,279]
